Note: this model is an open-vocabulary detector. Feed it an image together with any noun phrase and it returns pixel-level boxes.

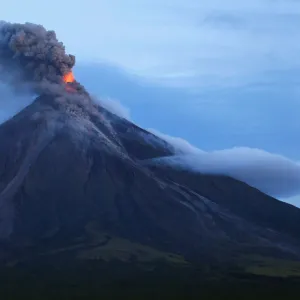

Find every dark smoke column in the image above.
[0,21,76,92]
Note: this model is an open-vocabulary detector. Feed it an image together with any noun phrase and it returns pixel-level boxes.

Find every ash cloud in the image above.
[0,20,96,124]
[0,21,75,94]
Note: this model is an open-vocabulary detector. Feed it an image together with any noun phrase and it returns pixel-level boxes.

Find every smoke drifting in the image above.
[0,21,76,94]
[148,129,300,199]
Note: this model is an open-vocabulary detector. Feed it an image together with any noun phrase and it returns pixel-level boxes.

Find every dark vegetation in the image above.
[1,259,300,300]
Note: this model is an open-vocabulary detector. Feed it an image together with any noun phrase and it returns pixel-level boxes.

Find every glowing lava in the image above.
[63,71,75,83]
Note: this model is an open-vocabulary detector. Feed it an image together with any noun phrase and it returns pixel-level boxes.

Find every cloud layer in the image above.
[74,64,300,204]
[149,129,300,199]
[94,96,131,120]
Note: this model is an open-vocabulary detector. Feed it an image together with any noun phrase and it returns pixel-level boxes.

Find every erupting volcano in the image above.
[1,21,300,295]
[0,21,76,95]
[63,71,75,84]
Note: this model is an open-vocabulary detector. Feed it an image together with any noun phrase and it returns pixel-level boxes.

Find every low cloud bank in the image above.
[149,129,300,199]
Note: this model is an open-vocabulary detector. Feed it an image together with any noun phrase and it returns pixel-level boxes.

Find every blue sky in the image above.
[1,0,300,205]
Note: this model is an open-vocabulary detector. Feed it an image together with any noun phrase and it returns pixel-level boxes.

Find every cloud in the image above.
[149,130,300,199]
[2,0,299,90]
[148,128,201,154]
[94,96,131,120]
[72,0,300,88]
[75,63,300,162]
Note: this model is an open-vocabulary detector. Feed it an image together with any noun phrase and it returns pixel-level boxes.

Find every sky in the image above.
[1,0,300,206]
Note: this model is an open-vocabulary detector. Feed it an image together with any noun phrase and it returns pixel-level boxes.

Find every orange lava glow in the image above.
[63,71,75,83]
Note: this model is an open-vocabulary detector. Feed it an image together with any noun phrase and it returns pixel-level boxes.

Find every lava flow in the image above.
[63,71,75,83]
[62,71,76,92]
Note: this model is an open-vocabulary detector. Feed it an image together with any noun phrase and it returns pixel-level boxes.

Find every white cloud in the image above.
[94,96,131,120]
[148,128,202,154]
[149,129,300,199]
[73,0,300,88]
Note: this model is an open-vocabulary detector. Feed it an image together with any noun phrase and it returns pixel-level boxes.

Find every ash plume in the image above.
[0,21,78,94]
[0,20,123,148]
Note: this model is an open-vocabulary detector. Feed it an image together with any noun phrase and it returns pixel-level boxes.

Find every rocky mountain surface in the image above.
[0,93,299,268]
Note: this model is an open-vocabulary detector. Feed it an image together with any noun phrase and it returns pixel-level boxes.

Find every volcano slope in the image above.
[0,91,299,265]
[0,93,300,298]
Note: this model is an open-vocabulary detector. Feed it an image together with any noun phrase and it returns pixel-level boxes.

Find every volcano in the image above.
[2,21,300,299]
[0,90,300,267]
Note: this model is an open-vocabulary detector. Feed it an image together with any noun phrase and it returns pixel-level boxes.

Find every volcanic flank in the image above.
[1,20,300,271]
